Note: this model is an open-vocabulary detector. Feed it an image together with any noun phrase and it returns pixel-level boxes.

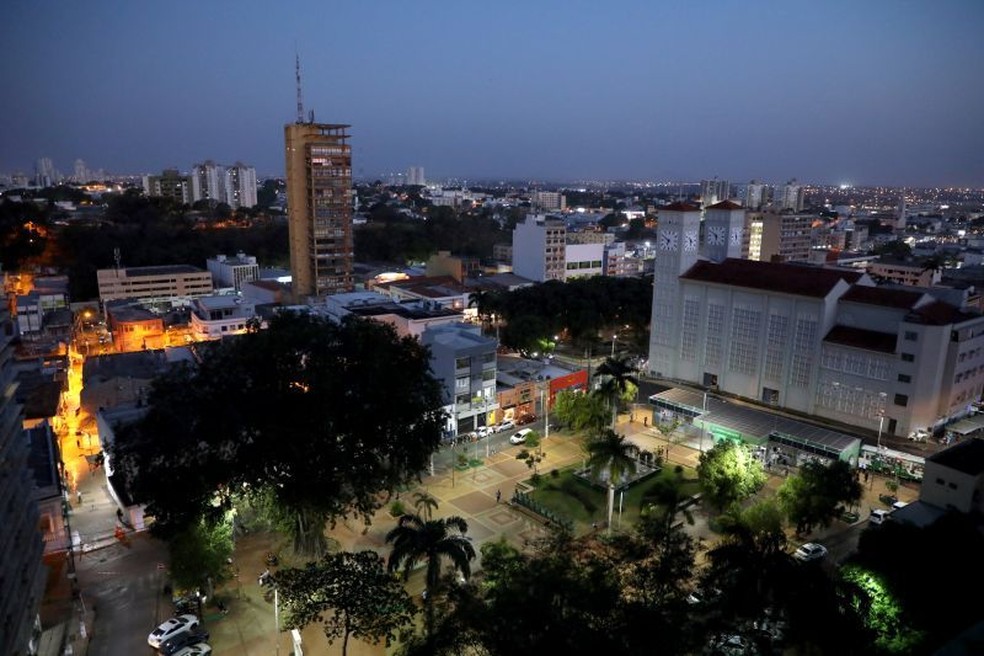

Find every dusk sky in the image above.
[3,1,983,187]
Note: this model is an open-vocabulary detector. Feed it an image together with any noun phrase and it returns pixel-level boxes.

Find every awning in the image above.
[946,414,984,436]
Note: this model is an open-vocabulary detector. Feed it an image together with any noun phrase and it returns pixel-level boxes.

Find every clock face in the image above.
[684,230,698,251]
[707,226,726,246]
[730,228,743,245]
[659,230,679,251]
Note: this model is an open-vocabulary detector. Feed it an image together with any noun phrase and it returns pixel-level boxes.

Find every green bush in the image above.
[390,500,406,517]
[560,477,598,513]
[550,468,560,478]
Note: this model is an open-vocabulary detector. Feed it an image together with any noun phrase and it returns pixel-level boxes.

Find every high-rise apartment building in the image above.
[143,169,193,204]
[407,166,426,186]
[284,122,354,299]
[531,190,567,212]
[774,179,805,212]
[743,180,770,211]
[225,162,257,209]
[699,179,730,208]
[191,161,225,204]
[0,304,46,656]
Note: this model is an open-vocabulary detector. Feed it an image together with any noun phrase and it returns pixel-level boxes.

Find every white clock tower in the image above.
[649,203,701,378]
[703,200,746,263]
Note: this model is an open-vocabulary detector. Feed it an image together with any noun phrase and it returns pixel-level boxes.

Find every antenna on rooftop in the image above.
[295,52,305,124]
[114,247,122,270]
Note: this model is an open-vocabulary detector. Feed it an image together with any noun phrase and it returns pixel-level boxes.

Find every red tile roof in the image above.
[706,200,743,210]
[907,300,979,326]
[840,285,925,310]
[679,259,862,298]
[823,325,897,353]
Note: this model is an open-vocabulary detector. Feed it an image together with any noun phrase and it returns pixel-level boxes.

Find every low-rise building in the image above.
[189,295,257,340]
[106,304,166,352]
[324,292,462,339]
[421,323,498,437]
[207,252,260,291]
[97,265,213,305]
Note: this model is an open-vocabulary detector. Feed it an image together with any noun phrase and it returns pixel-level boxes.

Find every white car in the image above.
[476,426,493,438]
[792,542,828,563]
[172,644,212,656]
[148,614,200,649]
[496,420,516,433]
[509,428,533,445]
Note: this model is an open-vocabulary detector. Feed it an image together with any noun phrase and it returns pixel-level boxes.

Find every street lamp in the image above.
[611,334,617,357]
[876,392,888,449]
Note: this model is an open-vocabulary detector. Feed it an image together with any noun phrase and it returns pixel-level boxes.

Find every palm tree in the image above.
[593,354,639,429]
[586,429,638,534]
[385,514,476,638]
[412,490,439,520]
[468,289,503,332]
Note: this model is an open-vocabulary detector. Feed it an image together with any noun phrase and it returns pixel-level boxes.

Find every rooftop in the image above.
[123,264,206,276]
[680,259,863,298]
[823,325,898,354]
[926,438,984,476]
[706,200,743,210]
[840,285,927,310]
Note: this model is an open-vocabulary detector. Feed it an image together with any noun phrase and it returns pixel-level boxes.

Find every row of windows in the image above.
[790,318,818,387]
[680,299,700,362]
[728,307,761,376]
[565,261,603,270]
[821,350,891,381]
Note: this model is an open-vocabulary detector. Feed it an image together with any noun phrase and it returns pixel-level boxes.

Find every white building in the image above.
[189,295,257,340]
[97,265,213,305]
[531,190,566,212]
[699,178,730,208]
[511,214,567,282]
[407,166,425,186]
[225,162,257,209]
[564,243,604,279]
[774,179,805,212]
[323,292,462,339]
[207,252,260,291]
[191,160,225,203]
[191,160,257,209]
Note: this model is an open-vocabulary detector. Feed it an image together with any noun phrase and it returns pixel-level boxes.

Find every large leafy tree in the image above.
[586,429,638,532]
[167,516,234,591]
[385,513,476,638]
[552,389,609,433]
[110,312,446,556]
[776,459,863,535]
[276,550,416,656]
[695,441,767,511]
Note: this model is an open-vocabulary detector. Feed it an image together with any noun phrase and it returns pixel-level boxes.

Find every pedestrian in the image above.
[496,489,501,503]
[643,416,648,427]
[76,438,81,449]
[76,489,83,505]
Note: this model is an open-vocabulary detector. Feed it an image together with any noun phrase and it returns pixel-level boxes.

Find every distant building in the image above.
[425,251,482,284]
[407,166,426,186]
[191,161,225,204]
[753,212,815,263]
[868,259,941,288]
[225,162,257,209]
[324,292,462,339]
[97,265,213,305]
[699,178,730,208]
[774,179,805,212]
[511,214,567,282]
[143,169,193,204]
[285,122,354,300]
[742,180,770,211]
[372,275,470,312]
[207,253,260,291]
[531,190,566,212]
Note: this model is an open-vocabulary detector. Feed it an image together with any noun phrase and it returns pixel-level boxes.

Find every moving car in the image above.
[496,420,515,433]
[509,428,533,444]
[148,614,199,650]
[160,628,210,655]
[792,542,828,563]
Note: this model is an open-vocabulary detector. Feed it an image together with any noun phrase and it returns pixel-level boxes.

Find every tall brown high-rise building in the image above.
[284,122,354,300]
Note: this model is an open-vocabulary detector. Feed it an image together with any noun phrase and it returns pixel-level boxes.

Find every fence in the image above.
[511,491,574,533]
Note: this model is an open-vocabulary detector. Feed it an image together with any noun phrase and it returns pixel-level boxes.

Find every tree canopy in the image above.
[776,459,863,535]
[276,550,416,656]
[695,441,767,511]
[110,312,447,555]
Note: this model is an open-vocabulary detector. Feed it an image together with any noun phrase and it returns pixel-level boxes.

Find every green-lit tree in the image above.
[276,550,416,656]
[695,441,767,511]
[552,389,610,433]
[167,516,234,591]
[386,514,476,639]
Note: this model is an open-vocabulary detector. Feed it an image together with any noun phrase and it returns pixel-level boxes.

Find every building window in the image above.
[904,331,918,341]
[893,393,908,407]
[901,353,915,362]
[455,357,469,369]
[898,374,911,383]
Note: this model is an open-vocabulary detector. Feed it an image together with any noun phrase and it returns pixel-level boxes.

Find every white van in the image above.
[869,508,890,525]
[891,501,909,512]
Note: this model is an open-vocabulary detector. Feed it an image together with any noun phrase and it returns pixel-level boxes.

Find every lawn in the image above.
[528,464,700,533]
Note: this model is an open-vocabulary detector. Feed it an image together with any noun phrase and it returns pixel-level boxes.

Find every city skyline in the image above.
[3,1,983,187]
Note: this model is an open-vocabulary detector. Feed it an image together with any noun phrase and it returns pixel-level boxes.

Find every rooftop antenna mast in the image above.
[295,53,305,124]
[113,247,122,270]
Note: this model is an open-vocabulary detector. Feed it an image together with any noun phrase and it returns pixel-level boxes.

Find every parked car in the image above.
[792,542,828,563]
[171,644,212,656]
[516,413,536,426]
[869,508,890,525]
[496,420,515,433]
[476,426,493,438]
[148,615,199,650]
[160,629,210,655]
[509,428,533,444]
